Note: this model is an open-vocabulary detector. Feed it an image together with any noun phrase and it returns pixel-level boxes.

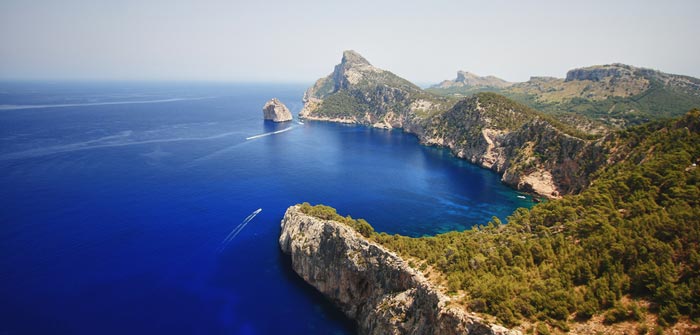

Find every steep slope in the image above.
[375,110,700,333]
[279,204,520,335]
[285,110,699,333]
[421,93,605,196]
[430,64,700,127]
[301,50,452,130]
[300,51,605,197]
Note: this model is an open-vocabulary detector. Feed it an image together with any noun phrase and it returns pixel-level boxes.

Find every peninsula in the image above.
[281,51,700,334]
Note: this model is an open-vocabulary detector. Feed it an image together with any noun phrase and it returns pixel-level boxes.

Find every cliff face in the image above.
[300,50,450,131]
[421,94,606,196]
[279,205,520,335]
[262,98,293,122]
[565,64,637,82]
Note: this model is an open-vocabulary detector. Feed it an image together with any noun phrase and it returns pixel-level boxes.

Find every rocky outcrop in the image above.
[300,50,451,130]
[263,98,292,122]
[279,205,520,335]
[565,64,636,82]
[420,94,607,196]
[433,71,512,89]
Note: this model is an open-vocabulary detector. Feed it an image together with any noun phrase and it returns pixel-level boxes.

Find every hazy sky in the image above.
[1,0,698,84]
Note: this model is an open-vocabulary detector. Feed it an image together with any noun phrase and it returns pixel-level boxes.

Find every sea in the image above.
[0,81,532,334]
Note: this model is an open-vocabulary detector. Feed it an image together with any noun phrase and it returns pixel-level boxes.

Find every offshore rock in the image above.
[279,205,521,335]
[262,98,292,122]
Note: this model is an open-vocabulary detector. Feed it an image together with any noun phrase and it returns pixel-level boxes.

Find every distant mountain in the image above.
[432,70,512,90]
[429,64,700,127]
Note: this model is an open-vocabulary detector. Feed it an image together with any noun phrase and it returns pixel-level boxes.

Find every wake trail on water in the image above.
[0,97,215,111]
[218,208,262,252]
[0,130,242,161]
[245,126,296,140]
[188,123,302,166]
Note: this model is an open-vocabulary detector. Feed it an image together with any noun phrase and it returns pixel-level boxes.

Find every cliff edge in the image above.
[279,205,520,335]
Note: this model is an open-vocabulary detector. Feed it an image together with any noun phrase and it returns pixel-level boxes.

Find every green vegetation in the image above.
[375,110,700,328]
[502,82,700,128]
[357,69,423,93]
[300,110,700,329]
[298,202,375,238]
[429,74,700,128]
[301,52,700,330]
[314,90,371,118]
[475,92,599,140]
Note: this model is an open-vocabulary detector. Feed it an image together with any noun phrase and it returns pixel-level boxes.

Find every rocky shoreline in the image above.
[279,205,520,335]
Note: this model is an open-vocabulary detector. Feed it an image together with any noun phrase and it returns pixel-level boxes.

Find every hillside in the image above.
[421,93,605,196]
[292,110,700,334]
[429,64,700,128]
[375,110,700,333]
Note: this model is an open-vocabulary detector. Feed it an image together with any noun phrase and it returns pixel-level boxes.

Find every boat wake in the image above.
[0,129,241,161]
[0,97,214,111]
[245,126,296,140]
[218,208,262,252]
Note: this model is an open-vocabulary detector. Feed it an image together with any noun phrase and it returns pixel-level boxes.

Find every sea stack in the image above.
[262,98,293,122]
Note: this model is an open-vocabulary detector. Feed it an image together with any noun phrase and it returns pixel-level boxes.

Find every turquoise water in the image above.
[0,82,532,334]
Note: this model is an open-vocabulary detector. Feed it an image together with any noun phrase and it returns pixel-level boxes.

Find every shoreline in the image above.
[299,114,552,201]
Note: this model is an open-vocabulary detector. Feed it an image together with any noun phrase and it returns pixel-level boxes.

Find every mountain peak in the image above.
[456,70,478,82]
[432,70,512,89]
[341,50,371,66]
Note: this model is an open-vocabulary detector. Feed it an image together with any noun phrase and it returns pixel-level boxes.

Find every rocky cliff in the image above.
[300,50,451,131]
[421,93,608,196]
[279,205,520,335]
[263,98,292,122]
[300,51,606,197]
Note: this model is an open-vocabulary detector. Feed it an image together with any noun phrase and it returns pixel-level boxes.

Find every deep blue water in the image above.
[0,82,532,334]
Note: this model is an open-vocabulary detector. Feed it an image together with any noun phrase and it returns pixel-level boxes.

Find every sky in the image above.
[1,0,699,84]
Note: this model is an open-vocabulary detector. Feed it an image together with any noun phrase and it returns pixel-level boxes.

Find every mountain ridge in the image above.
[429,63,700,127]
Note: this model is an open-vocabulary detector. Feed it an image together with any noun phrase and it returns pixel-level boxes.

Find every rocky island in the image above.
[262,98,292,122]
